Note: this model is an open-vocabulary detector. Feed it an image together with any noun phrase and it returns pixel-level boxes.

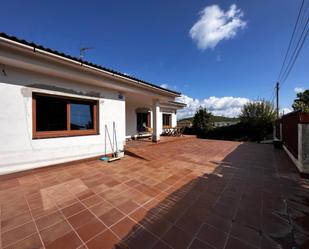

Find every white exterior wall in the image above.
[0,66,125,175]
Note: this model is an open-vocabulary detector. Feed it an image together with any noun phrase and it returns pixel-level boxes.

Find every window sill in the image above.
[33,130,99,139]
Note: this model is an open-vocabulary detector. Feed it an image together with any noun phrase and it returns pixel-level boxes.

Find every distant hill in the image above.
[179,115,240,123]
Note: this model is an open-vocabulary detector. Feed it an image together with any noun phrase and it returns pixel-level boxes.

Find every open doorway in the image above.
[136,110,150,132]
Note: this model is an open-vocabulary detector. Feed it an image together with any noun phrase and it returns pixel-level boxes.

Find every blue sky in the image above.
[1,0,308,118]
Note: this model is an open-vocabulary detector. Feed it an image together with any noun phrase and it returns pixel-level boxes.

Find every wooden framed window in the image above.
[163,114,172,128]
[32,93,98,139]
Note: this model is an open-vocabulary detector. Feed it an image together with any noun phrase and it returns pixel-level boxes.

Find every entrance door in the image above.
[136,112,150,132]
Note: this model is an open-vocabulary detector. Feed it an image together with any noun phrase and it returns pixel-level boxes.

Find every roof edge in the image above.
[0,32,181,96]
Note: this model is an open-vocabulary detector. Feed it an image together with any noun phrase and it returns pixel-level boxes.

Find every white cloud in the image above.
[189,4,246,50]
[280,107,292,115]
[294,87,305,93]
[160,84,169,89]
[176,94,250,119]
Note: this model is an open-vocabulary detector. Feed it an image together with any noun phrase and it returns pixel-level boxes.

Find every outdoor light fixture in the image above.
[0,65,7,76]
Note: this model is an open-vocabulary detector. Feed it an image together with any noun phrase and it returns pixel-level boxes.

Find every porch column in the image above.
[152,99,160,142]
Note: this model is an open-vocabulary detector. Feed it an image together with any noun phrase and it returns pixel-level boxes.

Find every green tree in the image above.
[239,100,276,142]
[193,107,213,136]
[292,89,309,112]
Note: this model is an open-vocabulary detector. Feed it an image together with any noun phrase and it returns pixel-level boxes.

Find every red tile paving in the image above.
[0,137,309,249]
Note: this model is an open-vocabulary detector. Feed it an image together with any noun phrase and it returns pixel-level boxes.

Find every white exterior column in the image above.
[152,99,160,142]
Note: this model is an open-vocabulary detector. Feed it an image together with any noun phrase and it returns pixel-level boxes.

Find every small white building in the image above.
[0,33,185,175]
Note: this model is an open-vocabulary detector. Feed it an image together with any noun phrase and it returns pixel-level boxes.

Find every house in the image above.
[0,33,185,175]
[213,121,238,128]
[177,119,193,128]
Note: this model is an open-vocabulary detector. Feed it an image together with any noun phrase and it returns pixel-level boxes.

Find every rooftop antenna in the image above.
[79,47,94,60]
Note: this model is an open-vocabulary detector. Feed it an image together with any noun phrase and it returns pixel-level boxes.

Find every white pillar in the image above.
[152,99,160,142]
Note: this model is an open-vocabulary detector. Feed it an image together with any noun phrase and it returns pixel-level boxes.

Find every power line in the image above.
[273,0,309,119]
[270,87,276,106]
[280,17,309,84]
[277,0,305,82]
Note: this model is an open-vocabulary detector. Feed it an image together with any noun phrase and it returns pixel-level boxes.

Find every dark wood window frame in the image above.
[163,113,172,128]
[32,93,99,139]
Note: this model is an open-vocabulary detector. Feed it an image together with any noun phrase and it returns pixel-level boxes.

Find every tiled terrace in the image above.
[0,138,309,249]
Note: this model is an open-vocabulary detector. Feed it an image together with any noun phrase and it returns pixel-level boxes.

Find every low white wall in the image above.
[298,123,309,174]
[282,123,309,174]
[0,66,125,175]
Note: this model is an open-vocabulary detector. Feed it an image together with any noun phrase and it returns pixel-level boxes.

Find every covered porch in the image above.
[125,91,183,142]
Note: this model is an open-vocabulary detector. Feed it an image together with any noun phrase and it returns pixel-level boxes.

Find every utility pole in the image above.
[276,82,279,119]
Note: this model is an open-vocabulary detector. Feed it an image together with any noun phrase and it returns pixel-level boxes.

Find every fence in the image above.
[281,111,300,158]
[276,111,309,174]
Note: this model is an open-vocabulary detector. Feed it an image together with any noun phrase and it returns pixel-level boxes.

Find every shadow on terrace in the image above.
[115,142,309,249]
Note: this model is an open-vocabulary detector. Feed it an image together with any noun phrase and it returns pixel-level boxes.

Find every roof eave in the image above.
[0,33,181,97]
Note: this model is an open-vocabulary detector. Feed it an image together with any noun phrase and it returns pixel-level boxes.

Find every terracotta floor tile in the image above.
[76,189,96,200]
[225,236,257,249]
[230,222,261,248]
[132,192,152,206]
[103,192,129,206]
[104,179,121,188]
[2,221,37,247]
[90,201,113,218]
[44,231,82,249]
[0,138,308,249]
[141,214,172,238]
[76,217,107,242]
[162,226,192,249]
[40,220,72,246]
[61,202,85,218]
[235,209,261,231]
[98,189,120,201]
[68,209,96,230]
[3,232,43,249]
[2,203,30,221]
[197,224,228,249]
[117,200,140,214]
[81,195,103,208]
[110,217,138,239]
[36,210,66,231]
[152,241,173,249]
[129,207,148,222]
[260,235,286,249]
[188,239,215,249]
[160,205,184,223]
[56,196,78,209]
[175,212,204,237]
[153,182,170,192]
[122,226,158,249]
[1,211,32,233]
[86,229,119,249]
[204,213,232,233]
[98,208,125,227]
[143,198,161,210]
[91,183,109,194]
[30,205,58,219]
